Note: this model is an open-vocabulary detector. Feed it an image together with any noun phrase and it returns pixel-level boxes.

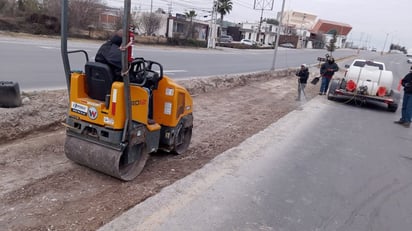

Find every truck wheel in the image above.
[387,103,398,112]
[387,90,400,112]
[327,79,340,101]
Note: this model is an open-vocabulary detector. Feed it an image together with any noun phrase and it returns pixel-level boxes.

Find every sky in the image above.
[107,0,412,50]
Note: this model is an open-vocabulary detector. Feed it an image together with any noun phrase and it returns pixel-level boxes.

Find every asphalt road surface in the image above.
[100,95,412,231]
[0,34,357,91]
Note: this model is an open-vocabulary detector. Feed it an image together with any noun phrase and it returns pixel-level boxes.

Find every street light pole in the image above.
[270,0,286,70]
[207,0,217,49]
[381,32,389,55]
[300,13,306,48]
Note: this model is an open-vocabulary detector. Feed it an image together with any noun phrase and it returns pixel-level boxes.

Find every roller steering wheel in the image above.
[129,58,147,86]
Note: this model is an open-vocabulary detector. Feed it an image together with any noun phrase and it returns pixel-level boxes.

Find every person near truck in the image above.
[394,66,412,128]
[295,64,309,101]
[319,56,339,95]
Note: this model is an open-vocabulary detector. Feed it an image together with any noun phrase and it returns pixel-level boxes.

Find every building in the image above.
[165,13,209,40]
[99,8,121,30]
[276,10,352,49]
[280,10,317,34]
[97,7,351,50]
[278,11,317,48]
[310,19,352,49]
[238,22,279,45]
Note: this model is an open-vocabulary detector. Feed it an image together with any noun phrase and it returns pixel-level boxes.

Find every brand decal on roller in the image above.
[88,107,98,120]
[71,102,88,116]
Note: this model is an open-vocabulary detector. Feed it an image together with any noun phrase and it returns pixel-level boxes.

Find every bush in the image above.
[26,13,59,33]
[216,42,273,50]
[0,18,19,31]
[167,38,207,48]
[135,35,168,45]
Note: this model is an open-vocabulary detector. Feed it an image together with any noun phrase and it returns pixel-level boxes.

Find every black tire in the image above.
[172,122,193,155]
[327,79,340,101]
[387,90,400,112]
[387,103,398,112]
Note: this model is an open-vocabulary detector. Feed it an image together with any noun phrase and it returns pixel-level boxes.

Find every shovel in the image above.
[311,76,320,85]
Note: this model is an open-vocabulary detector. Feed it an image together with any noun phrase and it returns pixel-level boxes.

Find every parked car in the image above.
[218,35,233,43]
[240,39,257,46]
[407,58,412,63]
[279,43,295,48]
[371,48,377,52]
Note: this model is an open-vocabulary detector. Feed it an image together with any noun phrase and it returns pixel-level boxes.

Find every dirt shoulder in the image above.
[0,67,336,230]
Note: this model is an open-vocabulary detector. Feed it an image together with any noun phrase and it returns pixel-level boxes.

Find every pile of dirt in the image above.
[0,67,328,230]
[0,90,67,145]
[0,17,21,31]
[0,69,296,144]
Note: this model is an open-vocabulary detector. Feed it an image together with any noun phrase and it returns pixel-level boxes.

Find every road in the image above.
[101,94,412,231]
[99,53,412,231]
[0,34,357,91]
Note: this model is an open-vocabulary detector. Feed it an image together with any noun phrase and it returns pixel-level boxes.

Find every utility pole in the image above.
[357,32,364,54]
[381,32,389,55]
[207,0,218,49]
[300,13,306,48]
[257,8,264,44]
[254,0,274,44]
[168,0,173,15]
[270,0,285,71]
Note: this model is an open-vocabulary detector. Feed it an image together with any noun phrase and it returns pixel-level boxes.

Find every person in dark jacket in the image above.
[95,29,131,81]
[295,64,309,101]
[394,66,412,128]
[319,56,339,95]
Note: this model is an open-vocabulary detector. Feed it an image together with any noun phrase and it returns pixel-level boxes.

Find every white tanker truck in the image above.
[327,59,400,112]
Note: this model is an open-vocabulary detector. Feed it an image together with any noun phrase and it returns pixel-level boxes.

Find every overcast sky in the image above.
[107,0,411,50]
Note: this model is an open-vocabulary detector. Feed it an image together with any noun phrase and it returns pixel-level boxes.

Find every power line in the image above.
[253,0,274,43]
[234,0,254,9]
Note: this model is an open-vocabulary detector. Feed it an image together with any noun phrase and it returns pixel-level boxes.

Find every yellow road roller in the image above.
[60,0,193,181]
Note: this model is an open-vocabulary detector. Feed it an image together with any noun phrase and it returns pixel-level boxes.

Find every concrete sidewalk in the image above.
[98,97,326,231]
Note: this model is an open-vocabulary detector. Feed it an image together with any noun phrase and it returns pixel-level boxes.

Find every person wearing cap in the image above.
[295,64,309,101]
[319,56,339,95]
[95,29,132,81]
[394,66,412,128]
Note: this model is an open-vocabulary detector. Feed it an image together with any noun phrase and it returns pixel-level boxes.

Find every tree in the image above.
[155,8,165,14]
[264,18,279,25]
[0,0,17,16]
[185,10,197,39]
[42,0,61,19]
[216,0,232,34]
[69,0,103,30]
[17,0,40,14]
[41,0,104,30]
[138,12,162,36]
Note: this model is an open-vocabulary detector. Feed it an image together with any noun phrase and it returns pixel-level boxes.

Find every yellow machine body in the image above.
[68,72,192,130]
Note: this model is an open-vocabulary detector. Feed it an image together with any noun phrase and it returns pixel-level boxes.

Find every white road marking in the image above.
[163,70,188,75]
[39,46,58,49]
